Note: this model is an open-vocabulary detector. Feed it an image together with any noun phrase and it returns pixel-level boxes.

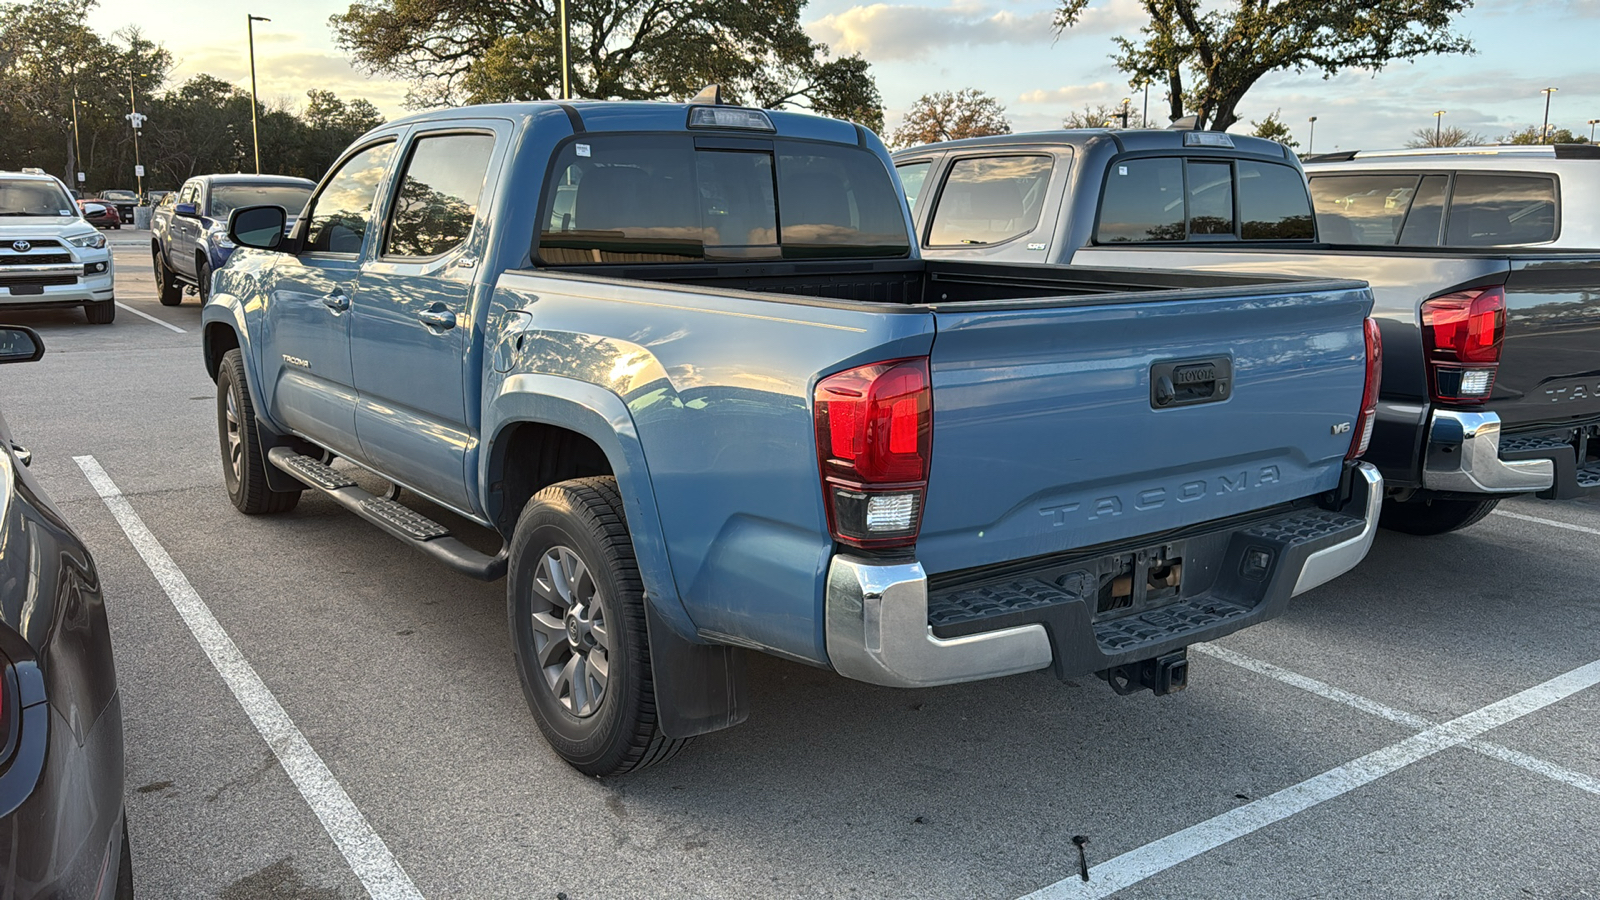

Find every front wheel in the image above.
[1380,496,1501,535]
[196,259,213,304]
[507,477,687,776]
[154,251,182,306]
[216,349,300,514]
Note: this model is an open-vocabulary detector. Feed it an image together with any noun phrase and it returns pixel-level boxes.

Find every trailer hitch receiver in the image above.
[1098,647,1189,696]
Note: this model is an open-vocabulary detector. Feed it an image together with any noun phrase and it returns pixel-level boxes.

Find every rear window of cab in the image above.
[1094,156,1314,243]
[537,135,911,264]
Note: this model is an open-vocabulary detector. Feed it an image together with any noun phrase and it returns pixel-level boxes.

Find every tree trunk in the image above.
[1166,69,1185,123]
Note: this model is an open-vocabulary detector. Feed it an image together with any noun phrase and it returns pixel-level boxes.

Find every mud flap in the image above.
[645,601,749,739]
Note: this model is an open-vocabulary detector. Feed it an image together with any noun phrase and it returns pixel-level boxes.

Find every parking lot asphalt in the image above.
[2,233,1598,899]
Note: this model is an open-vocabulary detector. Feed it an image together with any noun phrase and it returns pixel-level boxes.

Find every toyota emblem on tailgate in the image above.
[10,241,31,252]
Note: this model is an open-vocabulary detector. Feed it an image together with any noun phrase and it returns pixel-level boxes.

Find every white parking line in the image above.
[1492,509,1600,537]
[114,301,186,333]
[1019,656,1600,900]
[1196,643,1600,796]
[74,455,423,900]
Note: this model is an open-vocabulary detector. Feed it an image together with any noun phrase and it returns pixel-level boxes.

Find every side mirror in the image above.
[175,202,200,218]
[0,326,44,364]
[228,205,287,251]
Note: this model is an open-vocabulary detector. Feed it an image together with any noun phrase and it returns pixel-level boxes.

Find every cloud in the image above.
[169,43,411,116]
[1017,81,1122,106]
[808,2,1054,61]
[807,0,1146,61]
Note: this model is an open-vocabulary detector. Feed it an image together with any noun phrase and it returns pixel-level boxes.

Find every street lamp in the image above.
[71,86,84,191]
[1433,110,1446,145]
[1117,97,1131,129]
[1540,87,1557,144]
[1308,116,1318,154]
[1588,119,1598,142]
[559,0,570,99]
[248,15,271,174]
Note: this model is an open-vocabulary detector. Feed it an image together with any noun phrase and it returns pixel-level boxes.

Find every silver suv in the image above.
[0,170,117,324]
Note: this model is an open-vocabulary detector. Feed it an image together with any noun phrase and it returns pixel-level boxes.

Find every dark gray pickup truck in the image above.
[893,133,1600,534]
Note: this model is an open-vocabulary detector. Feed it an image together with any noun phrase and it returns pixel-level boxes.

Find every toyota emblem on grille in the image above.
[10,241,30,253]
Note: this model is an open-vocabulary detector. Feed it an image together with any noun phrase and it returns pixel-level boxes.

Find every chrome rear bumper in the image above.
[1421,409,1553,493]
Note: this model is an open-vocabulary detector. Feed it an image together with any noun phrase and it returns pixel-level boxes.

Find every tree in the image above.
[1499,125,1590,145]
[1249,110,1298,149]
[1062,102,1144,129]
[891,89,1010,148]
[1054,0,1475,132]
[1405,125,1487,148]
[329,0,882,127]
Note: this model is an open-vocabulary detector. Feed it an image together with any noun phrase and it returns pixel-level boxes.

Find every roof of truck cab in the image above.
[381,100,867,146]
[889,129,1297,161]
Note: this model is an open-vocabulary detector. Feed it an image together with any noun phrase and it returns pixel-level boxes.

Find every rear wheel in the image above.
[216,349,300,514]
[1380,496,1501,535]
[507,477,686,776]
[154,250,182,306]
[84,299,115,324]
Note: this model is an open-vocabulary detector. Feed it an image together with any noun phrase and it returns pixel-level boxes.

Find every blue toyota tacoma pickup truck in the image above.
[202,96,1383,775]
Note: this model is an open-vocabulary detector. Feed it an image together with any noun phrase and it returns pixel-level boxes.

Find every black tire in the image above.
[84,299,115,324]
[196,258,213,304]
[507,476,686,776]
[1380,496,1501,535]
[115,816,134,900]
[154,250,182,306]
[216,349,300,514]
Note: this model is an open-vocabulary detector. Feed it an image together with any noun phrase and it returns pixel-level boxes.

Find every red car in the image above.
[76,199,121,230]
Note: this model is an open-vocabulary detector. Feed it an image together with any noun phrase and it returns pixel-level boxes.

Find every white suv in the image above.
[0,170,116,324]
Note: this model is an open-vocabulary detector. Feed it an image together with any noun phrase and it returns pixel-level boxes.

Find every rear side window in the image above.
[304,141,397,254]
[1238,162,1314,239]
[1096,157,1185,242]
[927,155,1053,246]
[895,161,932,214]
[1397,175,1447,246]
[538,135,909,264]
[1446,174,1557,246]
[1308,174,1420,245]
[383,132,496,258]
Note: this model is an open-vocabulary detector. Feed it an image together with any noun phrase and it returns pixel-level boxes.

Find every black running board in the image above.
[268,447,508,581]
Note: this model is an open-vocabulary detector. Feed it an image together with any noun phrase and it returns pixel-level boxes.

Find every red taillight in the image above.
[1421,286,1505,404]
[814,358,932,549]
[1348,318,1383,459]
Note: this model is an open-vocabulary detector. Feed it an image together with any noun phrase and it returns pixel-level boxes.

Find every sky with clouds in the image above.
[86,0,1600,152]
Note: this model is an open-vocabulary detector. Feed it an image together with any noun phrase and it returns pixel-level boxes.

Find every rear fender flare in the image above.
[483,374,694,641]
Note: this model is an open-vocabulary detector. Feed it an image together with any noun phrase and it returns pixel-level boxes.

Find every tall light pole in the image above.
[248,15,270,174]
[1141,78,1150,127]
[1307,116,1318,154]
[1588,118,1599,142]
[1540,87,1558,143]
[559,0,570,99]
[1433,110,1446,145]
[126,74,147,199]
[71,86,84,191]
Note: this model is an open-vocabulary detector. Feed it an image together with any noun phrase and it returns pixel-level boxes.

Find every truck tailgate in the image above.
[1493,256,1600,428]
[917,285,1373,575]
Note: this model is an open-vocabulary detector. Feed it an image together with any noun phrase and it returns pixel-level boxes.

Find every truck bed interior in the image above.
[532,259,1341,308]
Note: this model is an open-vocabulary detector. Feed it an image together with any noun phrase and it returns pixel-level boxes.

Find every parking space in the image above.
[3,248,1598,898]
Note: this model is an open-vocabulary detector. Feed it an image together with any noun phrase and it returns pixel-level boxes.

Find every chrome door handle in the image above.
[322,290,349,312]
[417,307,456,329]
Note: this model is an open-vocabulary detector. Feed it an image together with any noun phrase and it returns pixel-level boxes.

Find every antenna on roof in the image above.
[690,84,723,105]
[1167,115,1200,131]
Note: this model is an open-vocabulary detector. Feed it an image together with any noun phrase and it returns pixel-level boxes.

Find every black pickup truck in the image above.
[892,133,1600,534]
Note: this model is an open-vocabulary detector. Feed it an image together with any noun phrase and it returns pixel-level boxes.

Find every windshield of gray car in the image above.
[0,180,77,216]
[209,184,313,219]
